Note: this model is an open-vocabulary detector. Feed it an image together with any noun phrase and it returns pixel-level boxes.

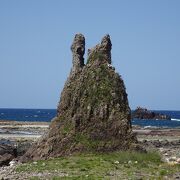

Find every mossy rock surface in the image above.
[21,34,140,162]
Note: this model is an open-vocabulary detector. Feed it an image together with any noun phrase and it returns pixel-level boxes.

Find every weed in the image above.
[16,151,179,179]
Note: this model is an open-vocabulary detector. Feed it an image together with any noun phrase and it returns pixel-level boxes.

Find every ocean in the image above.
[0,108,180,128]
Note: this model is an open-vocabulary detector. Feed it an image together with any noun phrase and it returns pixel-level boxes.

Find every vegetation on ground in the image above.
[16,151,180,179]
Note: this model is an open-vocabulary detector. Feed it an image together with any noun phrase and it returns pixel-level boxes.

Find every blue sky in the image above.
[0,0,180,110]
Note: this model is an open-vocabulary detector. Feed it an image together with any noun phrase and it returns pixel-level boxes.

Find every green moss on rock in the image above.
[21,34,141,162]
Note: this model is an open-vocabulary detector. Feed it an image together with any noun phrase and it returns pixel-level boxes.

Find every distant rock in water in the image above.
[132,107,171,120]
[21,34,141,162]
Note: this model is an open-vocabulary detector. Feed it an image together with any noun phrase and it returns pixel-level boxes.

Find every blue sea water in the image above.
[0,108,180,128]
[0,108,56,122]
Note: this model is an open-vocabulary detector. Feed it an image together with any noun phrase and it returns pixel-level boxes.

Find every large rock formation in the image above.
[21,34,139,162]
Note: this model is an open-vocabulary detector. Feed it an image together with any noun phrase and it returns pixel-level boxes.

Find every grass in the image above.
[16,151,180,179]
[73,133,100,150]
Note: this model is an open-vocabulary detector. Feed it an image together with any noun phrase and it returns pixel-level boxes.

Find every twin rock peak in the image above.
[21,34,141,162]
[71,33,112,76]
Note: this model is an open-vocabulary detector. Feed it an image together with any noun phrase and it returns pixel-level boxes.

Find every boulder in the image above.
[0,144,17,166]
[0,144,17,157]
[0,153,14,166]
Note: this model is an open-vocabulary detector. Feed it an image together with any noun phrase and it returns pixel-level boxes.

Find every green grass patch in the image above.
[16,151,180,179]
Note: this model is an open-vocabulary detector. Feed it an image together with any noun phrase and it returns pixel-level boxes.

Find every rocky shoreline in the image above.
[0,120,50,167]
[134,126,180,165]
[0,120,49,140]
[0,120,179,179]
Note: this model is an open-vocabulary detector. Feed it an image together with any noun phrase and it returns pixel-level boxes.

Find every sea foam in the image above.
[171,118,180,122]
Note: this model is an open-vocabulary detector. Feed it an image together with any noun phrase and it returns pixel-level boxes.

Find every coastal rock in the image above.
[0,144,17,166]
[0,144,17,156]
[0,153,14,166]
[70,33,85,76]
[132,107,171,120]
[21,34,140,162]
[16,141,33,156]
[9,160,17,167]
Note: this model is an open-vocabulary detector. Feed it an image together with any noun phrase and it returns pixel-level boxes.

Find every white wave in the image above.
[171,118,180,121]
[144,126,151,129]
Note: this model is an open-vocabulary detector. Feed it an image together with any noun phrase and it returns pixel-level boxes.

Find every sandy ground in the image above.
[0,120,179,141]
[0,120,50,125]
[0,120,50,141]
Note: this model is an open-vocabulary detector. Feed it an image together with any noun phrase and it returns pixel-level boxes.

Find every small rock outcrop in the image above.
[21,34,140,162]
[132,107,171,120]
[0,144,17,166]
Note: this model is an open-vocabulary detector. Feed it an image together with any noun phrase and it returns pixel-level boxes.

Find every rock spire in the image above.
[21,34,141,162]
[71,33,85,75]
[88,34,112,64]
